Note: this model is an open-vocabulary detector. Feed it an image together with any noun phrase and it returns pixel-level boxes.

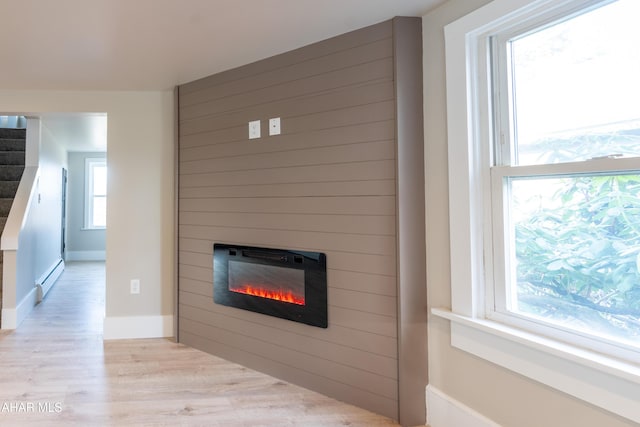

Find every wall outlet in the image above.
[248,120,261,139]
[130,279,140,294]
[269,117,281,136]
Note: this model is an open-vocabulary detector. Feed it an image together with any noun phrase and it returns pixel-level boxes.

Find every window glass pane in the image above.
[92,164,107,196]
[509,0,640,166]
[92,196,106,227]
[509,174,640,346]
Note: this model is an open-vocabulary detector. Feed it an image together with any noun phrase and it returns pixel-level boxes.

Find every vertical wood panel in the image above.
[393,17,428,426]
[177,20,402,421]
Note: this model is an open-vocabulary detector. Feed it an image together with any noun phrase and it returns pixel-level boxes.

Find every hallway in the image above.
[0,262,399,426]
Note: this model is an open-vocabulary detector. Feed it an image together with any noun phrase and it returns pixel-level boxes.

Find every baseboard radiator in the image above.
[36,259,65,302]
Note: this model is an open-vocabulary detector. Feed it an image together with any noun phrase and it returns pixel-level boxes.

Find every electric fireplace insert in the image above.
[213,243,327,328]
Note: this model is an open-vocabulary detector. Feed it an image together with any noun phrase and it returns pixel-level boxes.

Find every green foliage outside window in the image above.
[514,172,640,343]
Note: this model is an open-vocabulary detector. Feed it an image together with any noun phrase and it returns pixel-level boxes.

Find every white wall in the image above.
[13,179,39,306]
[0,90,175,337]
[1,118,67,327]
[37,123,67,272]
[423,2,637,426]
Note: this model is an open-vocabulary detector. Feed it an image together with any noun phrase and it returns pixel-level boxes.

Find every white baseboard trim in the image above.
[65,251,105,261]
[426,385,501,427]
[103,315,174,340]
[36,258,64,302]
[1,286,39,330]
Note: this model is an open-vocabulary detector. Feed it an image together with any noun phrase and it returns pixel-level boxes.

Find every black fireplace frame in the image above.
[213,243,328,328]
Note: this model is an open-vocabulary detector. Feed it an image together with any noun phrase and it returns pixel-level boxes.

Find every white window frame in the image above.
[433,0,640,423]
[84,158,107,230]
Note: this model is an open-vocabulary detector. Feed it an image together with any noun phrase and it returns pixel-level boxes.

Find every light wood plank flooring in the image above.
[0,262,401,426]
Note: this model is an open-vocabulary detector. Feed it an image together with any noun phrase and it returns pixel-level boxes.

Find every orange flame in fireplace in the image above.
[231,284,305,306]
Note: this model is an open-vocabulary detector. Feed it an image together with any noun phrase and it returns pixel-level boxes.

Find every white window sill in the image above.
[81,227,106,231]
[431,307,640,424]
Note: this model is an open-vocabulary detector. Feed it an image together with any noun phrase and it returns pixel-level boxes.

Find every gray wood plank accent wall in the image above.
[176,18,426,423]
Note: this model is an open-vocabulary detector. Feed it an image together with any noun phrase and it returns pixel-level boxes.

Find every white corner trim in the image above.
[427,385,501,427]
[0,308,16,330]
[36,258,64,302]
[1,286,39,330]
[65,251,106,261]
[103,315,174,340]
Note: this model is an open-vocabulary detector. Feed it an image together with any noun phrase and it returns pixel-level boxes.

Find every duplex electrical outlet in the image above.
[130,279,140,294]
[269,117,281,136]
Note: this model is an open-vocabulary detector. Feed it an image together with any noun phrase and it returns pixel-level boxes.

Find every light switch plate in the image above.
[130,279,140,294]
[269,117,281,136]
[249,120,261,139]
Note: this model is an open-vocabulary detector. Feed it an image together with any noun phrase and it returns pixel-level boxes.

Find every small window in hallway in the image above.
[85,158,107,229]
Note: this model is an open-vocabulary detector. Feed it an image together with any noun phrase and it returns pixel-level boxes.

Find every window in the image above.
[85,158,106,229]
[492,0,640,359]
[438,0,640,423]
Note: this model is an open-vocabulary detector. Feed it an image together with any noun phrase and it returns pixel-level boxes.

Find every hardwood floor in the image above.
[0,262,401,426]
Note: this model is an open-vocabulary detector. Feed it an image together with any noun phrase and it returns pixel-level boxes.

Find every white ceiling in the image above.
[1,0,445,91]
[1,0,445,151]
